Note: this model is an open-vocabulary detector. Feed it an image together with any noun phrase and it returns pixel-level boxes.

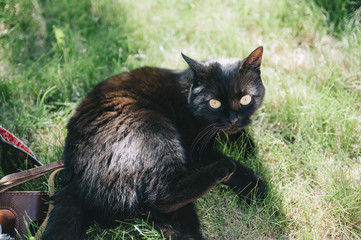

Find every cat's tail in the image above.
[42,185,89,240]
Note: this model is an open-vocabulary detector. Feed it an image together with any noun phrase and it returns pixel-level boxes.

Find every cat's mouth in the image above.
[221,119,252,135]
[221,126,243,135]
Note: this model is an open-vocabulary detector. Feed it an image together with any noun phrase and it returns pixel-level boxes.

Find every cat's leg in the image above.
[217,130,266,202]
[222,160,266,203]
[42,185,89,240]
[150,203,205,240]
[153,158,235,213]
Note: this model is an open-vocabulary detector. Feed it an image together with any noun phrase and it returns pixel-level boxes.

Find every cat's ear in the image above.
[242,46,263,69]
[181,53,205,75]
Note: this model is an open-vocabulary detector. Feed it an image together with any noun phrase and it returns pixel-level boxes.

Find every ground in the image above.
[1,0,360,239]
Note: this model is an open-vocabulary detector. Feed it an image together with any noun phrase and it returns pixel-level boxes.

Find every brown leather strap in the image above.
[0,161,64,193]
[34,168,64,239]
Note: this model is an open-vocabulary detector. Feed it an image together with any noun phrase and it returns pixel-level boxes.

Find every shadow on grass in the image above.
[308,0,361,35]
[2,1,290,239]
[1,0,134,152]
[2,0,132,103]
[217,129,290,239]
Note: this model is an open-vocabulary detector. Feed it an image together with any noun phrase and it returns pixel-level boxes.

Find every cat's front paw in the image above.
[213,159,236,183]
[240,174,267,203]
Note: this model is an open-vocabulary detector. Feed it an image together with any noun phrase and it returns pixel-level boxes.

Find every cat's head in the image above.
[182,47,265,135]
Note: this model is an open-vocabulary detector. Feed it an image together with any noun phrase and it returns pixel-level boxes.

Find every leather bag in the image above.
[0,126,64,239]
[0,162,64,239]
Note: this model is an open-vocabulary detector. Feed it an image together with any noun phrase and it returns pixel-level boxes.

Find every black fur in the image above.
[43,47,266,240]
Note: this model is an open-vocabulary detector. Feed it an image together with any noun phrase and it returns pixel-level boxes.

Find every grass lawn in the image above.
[1,0,360,239]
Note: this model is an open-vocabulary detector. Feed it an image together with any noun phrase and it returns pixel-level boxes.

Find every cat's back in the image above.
[65,67,186,161]
[62,67,189,217]
[66,67,183,138]
[73,67,181,119]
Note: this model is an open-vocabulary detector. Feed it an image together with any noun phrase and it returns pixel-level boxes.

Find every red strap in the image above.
[0,126,37,159]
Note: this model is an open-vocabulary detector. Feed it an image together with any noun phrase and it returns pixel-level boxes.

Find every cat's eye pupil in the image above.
[240,95,252,105]
[209,99,221,109]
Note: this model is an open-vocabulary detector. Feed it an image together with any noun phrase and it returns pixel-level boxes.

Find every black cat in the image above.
[43,47,266,240]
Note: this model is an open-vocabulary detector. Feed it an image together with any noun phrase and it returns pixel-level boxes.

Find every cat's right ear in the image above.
[241,46,263,70]
[182,53,205,76]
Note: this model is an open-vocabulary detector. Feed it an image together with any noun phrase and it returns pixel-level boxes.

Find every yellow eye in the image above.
[209,99,222,109]
[240,95,252,105]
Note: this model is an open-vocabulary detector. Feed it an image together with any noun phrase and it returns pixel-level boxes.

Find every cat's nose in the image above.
[229,118,238,125]
[228,112,238,125]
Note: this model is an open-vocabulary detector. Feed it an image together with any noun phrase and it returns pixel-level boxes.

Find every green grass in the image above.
[1,0,361,239]
[310,0,361,34]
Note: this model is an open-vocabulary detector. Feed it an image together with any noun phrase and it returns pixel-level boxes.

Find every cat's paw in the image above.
[239,174,267,204]
[213,159,236,182]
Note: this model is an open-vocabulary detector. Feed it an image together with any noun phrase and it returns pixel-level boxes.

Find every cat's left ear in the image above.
[241,46,263,70]
[181,53,205,76]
